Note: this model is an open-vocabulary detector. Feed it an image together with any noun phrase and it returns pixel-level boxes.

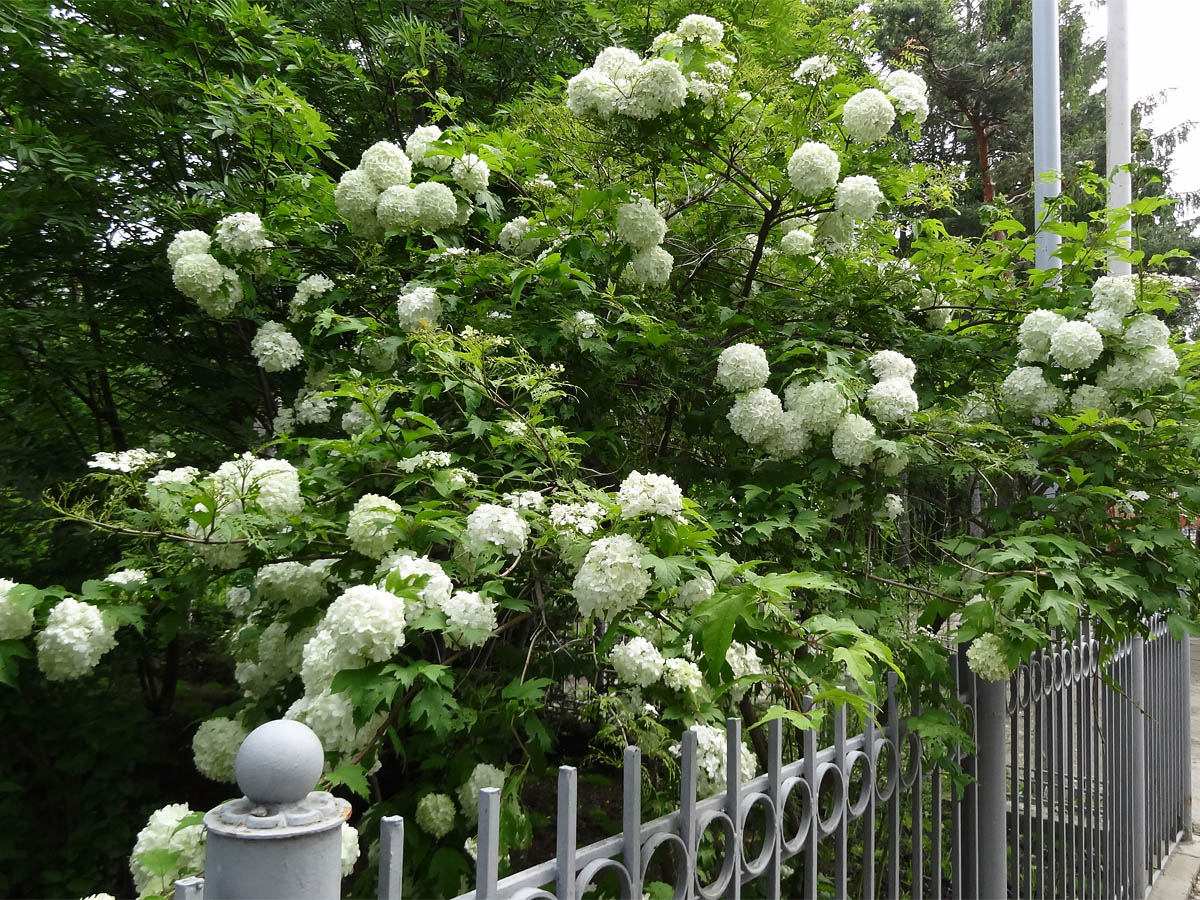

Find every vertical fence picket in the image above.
[477,788,501,900]
[557,766,577,900]
[623,746,642,898]
[911,698,924,900]
[726,717,743,900]
[832,704,848,900]
[377,816,404,900]
[680,728,698,900]
[803,720,819,900]
[174,876,204,900]
[765,719,782,900]
[886,674,901,900]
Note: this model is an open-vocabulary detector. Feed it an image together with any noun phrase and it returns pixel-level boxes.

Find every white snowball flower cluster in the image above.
[376,184,420,232]
[295,390,334,425]
[677,723,758,796]
[250,321,304,372]
[458,762,505,824]
[780,227,814,256]
[882,494,905,520]
[396,284,442,331]
[727,387,784,445]
[498,216,541,254]
[212,455,303,519]
[236,620,314,697]
[299,628,362,694]
[166,229,211,267]
[1017,309,1066,361]
[360,140,413,190]
[786,141,840,197]
[842,88,896,144]
[130,803,205,898]
[762,410,811,461]
[464,503,529,556]
[725,641,764,700]
[378,553,454,618]
[616,198,667,250]
[572,534,652,621]
[341,824,360,877]
[675,14,724,46]
[676,573,715,608]
[441,590,498,648]
[321,584,407,661]
[1070,384,1112,414]
[792,55,836,82]
[504,490,545,511]
[663,657,704,693]
[285,689,384,758]
[289,273,335,321]
[835,174,884,221]
[1124,314,1170,350]
[1090,274,1136,318]
[213,212,273,256]
[620,245,674,288]
[966,633,1009,681]
[1098,346,1180,392]
[396,450,453,473]
[610,636,665,687]
[342,400,377,435]
[406,125,450,170]
[451,153,490,194]
[784,380,846,435]
[868,350,917,383]
[882,70,929,123]
[1050,320,1104,370]
[334,168,383,236]
[565,309,600,338]
[716,343,770,393]
[415,792,456,838]
[549,501,605,535]
[147,465,198,486]
[192,716,247,783]
[105,568,148,588]
[1001,366,1063,416]
[347,493,403,558]
[170,248,241,317]
[36,598,118,681]
[0,579,33,640]
[566,45,688,121]
[866,378,918,425]
[831,414,877,467]
[617,470,685,520]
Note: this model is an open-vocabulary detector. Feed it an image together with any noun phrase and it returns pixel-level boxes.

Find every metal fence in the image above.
[176,626,1192,900]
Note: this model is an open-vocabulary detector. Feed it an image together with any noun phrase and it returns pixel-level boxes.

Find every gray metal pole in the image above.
[1107,0,1133,275]
[1032,0,1062,270]
[1132,637,1148,893]
[1186,635,1194,839]
[976,676,1008,900]
[202,719,351,900]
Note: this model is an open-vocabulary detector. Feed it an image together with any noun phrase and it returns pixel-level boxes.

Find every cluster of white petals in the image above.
[662,657,703,694]
[572,534,652,621]
[1090,274,1136,318]
[831,413,877,467]
[716,343,770,393]
[1049,320,1104,370]
[415,793,456,838]
[616,198,667,250]
[868,350,916,383]
[1124,314,1170,350]
[676,724,757,796]
[441,590,498,648]
[677,573,715,608]
[464,503,529,556]
[347,493,402,558]
[295,390,334,425]
[130,804,205,898]
[1017,309,1067,362]
[406,125,449,170]
[725,641,764,700]
[836,175,884,220]
[36,598,118,681]
[214,212,273,256]
[1070,384,1112,414]
[171,251,241,317]
[780,228,815,256]
[1001,366,1063,415]
[792,55,836,82]
[567,46,688,121]
[413,181,459,231]
[882,494,905,521]
[498,216,540,254]
[396,450,452,474]
[396,284,442,331]
[882,70,929,123]
[610,636,665,687]
[549,501,605,535]
[289,273,335,320]
[675,13,724,45]
[299,628,363,695]
[250,321,304,372]
[762,411,810,460]
[1098,346,1179,392]
[452,153,490,194]
[617,470,684,520]
[842,88,896,143]
[105,568,147,588]
[334,168,383,236]
[727,387,784,445]
[565,309,600,338]
[966,633,1009,681]
[376,184,420,232]
[786,142,840,197]
[214,455,303,519]
[458,763,505,823]
[89,448,167,472]
[360,140,413,190]
[341,824,360,877]
[866,378,919,423]
[285,689,384,758]
[0,579,33,640]
[192,717,247,782]
[620,245,673,287]
[321,584,407,661]
[784,380,845,435]
[378,552,454,618]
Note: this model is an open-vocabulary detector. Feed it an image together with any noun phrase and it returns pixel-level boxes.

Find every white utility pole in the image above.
[1107,0,1133,275]
[1032,0,1062,270]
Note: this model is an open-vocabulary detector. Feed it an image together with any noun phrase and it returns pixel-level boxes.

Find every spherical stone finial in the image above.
[235,719,324,805]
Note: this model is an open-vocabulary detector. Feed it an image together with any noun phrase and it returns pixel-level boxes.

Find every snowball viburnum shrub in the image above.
[572,534,652,621]
[842,88,896,144]
[786,142,840,197]
[617,470,684,520]
[192,717,248,783]
[36,598,118,681]
[610,636,665,687]
[715,343,770,393]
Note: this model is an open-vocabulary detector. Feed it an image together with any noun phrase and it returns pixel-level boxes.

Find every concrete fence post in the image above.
[975,676,1008,900]
[201,719,351,900]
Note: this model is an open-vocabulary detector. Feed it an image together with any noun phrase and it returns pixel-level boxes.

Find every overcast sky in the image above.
[1081,0,1200,201]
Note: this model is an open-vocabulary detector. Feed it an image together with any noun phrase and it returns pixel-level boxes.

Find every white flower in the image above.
[673,724,757,797]
[89,448,167,472]
[129,804,205,898]
[378,552,454,618]
[1123,314,1170,350]
[334,168,380,226]
[676,574,715,609]
[504,490,546,511]
[763,410,811,460]
[792,55,836,82]
[212,455,303,519]
[882,70,929,123]
[1017,309,1067,361]
[347,493,403,558]
[105,569,148,589]
[413,181,459,232]
[549,501,605,535]
[407,125,449,170]
[620,245,673,287]
[842,88,896,143]
[675,14,724,46]
[727,387,784,445]
[341,824,360,877]
[962,393,995,422]
[452,153,490,194]
[616,198,667,250]
[716,343,770,393]
[415,793,457,838]
[464,503,529,556]
[360,140,413,191]
[342,400,379,436]
[1085,308,1124,335]
[285,689,384,758]
[610,636,665,687]
[966,633,1009,682]
[1131,345,1179,389]
[786,142,840,197]
[726,641,764,700]
[213,212,272,256]
[0,579,33,640]
[396,284,441,331]
[289,273,335,320]
[835,175,884,221]
[879,493,905,522]
[815,209,855,252]
[250,321,304,372]
[1090,274,1136,318]
[166,230,211,267]
[1049,320,1103,370]
[321,584,407,661]
[397,450,453,474]
[172,252,241,316]
[147,465,199,487]
[299,628,363,695]
[192,717,247,783]
[295,390,334,424]
[564,309,600,338]
[868,350,916,384]
[572,534,652,621]
[1001,366,1064,415]
[566,66,623,119]
[526,172,556,192]
[377,184,421,232]
[458,762,505,824]
[784,380,845,435]
[1070,384,1112,414]
[498,216,540,254]
[780,228,814,256]
[831,414,876,467]
[36,598,118,681]
[662,657,704,693]
[866,378,919,423]
[441,590,498,648]
[624,58,688,120]
[617,470,684,520]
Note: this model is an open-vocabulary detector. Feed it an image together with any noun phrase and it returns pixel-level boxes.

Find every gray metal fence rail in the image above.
[177,626,1192,900]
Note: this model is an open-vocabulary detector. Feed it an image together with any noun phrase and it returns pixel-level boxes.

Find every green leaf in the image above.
[324,764,370,799]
